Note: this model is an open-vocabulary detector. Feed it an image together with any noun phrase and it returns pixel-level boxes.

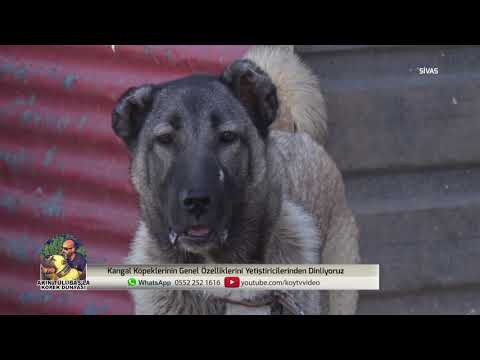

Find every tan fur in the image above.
[244,45,328,145]
[123,45,359,315]
[270,131,360,314]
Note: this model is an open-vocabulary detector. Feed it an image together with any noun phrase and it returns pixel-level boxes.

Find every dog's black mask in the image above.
[112,60,278,255]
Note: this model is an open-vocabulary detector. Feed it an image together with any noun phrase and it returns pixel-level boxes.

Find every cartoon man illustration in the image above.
[62,238,86,274]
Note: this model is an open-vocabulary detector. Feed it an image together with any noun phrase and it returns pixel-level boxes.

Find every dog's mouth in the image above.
[169,225,229,251]
[186,225,211,238]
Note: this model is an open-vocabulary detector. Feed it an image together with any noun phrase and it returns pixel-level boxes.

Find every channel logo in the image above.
[224,276,240,288]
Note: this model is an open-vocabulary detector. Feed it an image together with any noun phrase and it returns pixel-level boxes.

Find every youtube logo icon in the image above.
[224,276,240,288]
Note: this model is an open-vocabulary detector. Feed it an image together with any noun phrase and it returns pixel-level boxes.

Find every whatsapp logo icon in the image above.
[127,278,137,287]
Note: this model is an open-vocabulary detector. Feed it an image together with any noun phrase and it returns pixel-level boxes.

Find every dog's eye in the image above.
[155,133,174,145]
[219,131,238,143]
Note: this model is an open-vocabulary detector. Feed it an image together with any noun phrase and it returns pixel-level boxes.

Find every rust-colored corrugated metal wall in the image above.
[0,45,250,314]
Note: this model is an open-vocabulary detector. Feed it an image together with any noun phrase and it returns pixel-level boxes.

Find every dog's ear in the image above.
[220,59,278,138]
[112,85,155,149]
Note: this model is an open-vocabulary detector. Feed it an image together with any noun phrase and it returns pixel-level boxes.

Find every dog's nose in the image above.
[181,190,211,216]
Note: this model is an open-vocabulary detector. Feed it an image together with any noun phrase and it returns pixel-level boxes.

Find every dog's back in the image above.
[246,46,360,314]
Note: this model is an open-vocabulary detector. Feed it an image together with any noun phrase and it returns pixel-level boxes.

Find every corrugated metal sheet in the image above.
[0,45,250,314]
[298,45,480,314]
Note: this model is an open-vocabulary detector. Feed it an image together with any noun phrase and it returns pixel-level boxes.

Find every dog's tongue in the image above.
[187,225,210,237]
